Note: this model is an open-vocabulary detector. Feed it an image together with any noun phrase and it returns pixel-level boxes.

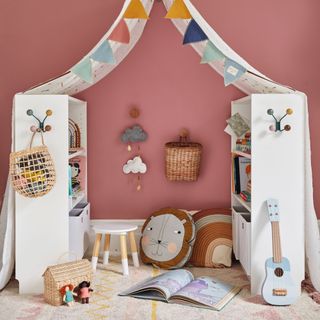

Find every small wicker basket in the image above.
[165,131,202,182]
[9,132,56,198]
[43,259,92,306]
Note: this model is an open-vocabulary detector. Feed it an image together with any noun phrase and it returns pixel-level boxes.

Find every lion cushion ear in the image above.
[140,208,195,269]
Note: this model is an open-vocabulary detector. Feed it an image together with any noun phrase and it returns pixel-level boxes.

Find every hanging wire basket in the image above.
[9,132,56,198]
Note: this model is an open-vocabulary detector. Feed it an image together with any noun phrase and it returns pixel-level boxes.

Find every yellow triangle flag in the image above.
[165,0,192,19]
[123,0,149,19]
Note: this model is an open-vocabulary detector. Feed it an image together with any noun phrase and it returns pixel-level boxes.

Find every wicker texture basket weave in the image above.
[165,135,202,181]
[9,132,56,198]
[43,259,92,306]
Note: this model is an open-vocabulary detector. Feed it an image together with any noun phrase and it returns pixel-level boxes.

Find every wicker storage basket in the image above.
[165,135,202,181]
[43,259,92,306]
[9,132,56,198]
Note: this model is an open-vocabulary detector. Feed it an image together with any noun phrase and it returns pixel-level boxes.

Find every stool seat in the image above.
[93,224,137,234]
[91,223,140,276]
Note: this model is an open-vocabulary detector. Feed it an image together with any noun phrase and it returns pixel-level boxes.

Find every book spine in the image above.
[234,157,240,194]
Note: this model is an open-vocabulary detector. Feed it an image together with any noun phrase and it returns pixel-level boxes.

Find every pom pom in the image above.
[269,125,275,132]
[27,109,33,116]
[46,109,53,116]
[286,108,293,115]
[284,125,291,131]
[267,109,274,115]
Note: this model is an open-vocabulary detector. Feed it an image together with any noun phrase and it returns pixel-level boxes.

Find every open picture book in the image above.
[119,269,241,311]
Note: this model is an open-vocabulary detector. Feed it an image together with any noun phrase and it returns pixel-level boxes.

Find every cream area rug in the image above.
[0,259,319,320]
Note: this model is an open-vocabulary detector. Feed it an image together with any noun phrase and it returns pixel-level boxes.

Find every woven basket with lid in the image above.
[165,131,202,181]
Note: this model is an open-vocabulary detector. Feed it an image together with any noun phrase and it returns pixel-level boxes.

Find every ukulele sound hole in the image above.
[274,267,284,277]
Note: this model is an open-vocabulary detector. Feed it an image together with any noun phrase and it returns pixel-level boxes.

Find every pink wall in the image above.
[1,0,320,219]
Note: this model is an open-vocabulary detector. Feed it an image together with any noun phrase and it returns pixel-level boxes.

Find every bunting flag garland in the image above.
[108,19,130,44]
[201,41,225,64]
[90,40,116,64]
[224,58,247,86]
[70,57,93,83]
[183,19,208,44]
[165,0,192,19]
[123,0,149,19]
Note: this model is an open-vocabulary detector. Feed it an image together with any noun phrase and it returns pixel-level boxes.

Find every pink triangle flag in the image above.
[108,19,130,44]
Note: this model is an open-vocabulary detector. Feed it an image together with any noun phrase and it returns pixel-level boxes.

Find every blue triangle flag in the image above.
[183,19,208,45]
[201,41,225,64]
[91,40,116,64]
[224,58,246,86]
[71,57,93,83]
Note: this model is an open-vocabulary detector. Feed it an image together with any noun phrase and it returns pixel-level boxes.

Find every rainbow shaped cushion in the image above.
[188,208,232,268]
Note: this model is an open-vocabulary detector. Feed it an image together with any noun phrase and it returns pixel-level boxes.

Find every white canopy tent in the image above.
[1,0,319,293]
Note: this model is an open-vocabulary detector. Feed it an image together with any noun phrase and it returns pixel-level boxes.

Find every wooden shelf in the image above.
[68,149,86,159]
[233,194,251,212]
[232,150,251,159]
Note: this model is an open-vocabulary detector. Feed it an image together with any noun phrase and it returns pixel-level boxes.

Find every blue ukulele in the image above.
[261,199,300,305]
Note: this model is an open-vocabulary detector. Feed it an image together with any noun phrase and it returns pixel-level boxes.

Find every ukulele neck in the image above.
[271,221,282,263]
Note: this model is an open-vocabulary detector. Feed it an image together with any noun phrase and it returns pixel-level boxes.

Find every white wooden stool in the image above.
[91,224,139,276]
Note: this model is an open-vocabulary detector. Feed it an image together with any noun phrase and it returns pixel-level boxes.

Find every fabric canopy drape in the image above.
[1,0,319,293]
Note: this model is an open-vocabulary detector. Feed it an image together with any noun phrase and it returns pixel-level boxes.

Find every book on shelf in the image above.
[119,269,241,311]
[232,156,240,194]
[232,156,251,196]
[240,191,251,202]
[69,157,86,195]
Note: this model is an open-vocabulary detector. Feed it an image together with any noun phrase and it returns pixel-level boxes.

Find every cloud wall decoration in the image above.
[123,156,147,174]
[121,125,148,143]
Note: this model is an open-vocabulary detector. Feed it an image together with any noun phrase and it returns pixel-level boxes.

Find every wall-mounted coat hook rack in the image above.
[267,108,293,132]
[27,109,53,133]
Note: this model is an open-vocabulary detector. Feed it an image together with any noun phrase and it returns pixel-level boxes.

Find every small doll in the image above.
[78,281,93,304]
[60,284,77,307]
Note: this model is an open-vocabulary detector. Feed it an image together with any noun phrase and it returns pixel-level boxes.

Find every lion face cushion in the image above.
[140,208,195,269]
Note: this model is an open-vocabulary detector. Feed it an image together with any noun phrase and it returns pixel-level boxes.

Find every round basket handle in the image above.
[29,131,45,149]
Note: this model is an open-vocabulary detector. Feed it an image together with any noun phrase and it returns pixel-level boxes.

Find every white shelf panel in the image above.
[233,194,251,212]
[68,149,86,159]
[232,150,251,159]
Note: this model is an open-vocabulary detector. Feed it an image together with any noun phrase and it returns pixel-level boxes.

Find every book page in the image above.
[170,276,240,310]
[119,269,193,300]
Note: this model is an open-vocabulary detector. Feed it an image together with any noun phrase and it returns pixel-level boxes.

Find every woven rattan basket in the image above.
[165,134,202,181]
[9,132,56,198]
[43,259,92,306]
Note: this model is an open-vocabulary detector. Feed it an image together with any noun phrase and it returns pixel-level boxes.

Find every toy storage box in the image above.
[69,203,91,259]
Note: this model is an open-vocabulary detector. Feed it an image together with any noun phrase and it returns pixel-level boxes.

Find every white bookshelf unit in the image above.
[14,94,90,294]
[231,94,305,295]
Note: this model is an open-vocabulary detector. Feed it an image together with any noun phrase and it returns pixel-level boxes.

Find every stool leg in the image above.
[129,231,140,267]
[92,233,102,271]
[120,234,129,276]
[103,234,111,265]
